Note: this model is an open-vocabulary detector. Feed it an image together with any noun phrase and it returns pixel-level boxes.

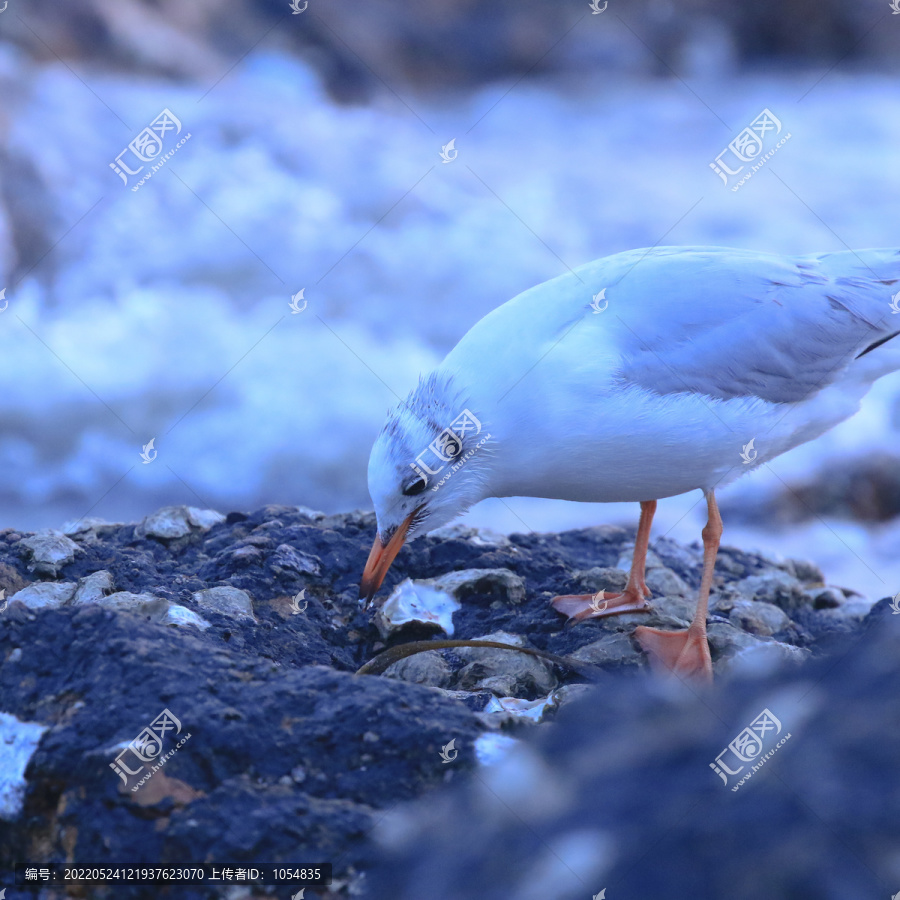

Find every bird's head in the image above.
[359,373,492,606]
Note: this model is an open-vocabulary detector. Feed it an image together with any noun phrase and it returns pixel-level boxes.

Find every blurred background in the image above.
[0,0,899,596]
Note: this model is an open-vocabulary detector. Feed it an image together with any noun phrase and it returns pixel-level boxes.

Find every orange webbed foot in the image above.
[633,623,713,683]
[551,588,652,623]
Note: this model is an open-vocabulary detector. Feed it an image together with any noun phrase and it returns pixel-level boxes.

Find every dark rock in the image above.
[0,505,878,898]
[453,631,557,698]
[364,610,900,900]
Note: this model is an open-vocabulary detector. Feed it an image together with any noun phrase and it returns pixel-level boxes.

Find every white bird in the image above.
[361,246,900,681]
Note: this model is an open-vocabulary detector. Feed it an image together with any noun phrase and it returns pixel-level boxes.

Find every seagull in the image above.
[360,246,900,681]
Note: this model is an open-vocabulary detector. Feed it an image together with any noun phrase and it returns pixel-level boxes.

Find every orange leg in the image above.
[552,500,656,622]
[634,491,719,683]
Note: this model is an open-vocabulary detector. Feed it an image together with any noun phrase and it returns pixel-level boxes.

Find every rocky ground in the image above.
[0,503,886,899]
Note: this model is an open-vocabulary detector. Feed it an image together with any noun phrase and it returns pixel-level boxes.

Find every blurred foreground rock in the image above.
[366,601,900,900]
[0,503,887,898]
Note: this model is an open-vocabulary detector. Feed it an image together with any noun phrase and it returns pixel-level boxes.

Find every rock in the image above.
[163,604,212,630]
[430,568,527,606]
[707,620,771,658]
[0,504,880,890]
[186,507,227,529]
[646,594,694,622]
[9,581,77,609]
[551,683,596,710]
[570,566,627,594]
[429,525,512,547]
[426,688,494,713]
[295,506,326,521]
[270,543,321,575]
[62,517,120,537]
[571,632,644,670]
[479,693,559,725]
[728,600,792,636]
[706,621,806,676]
[0,604,484,876]
[19,531,79,576]
[718,639,811,677]
[94,591,168,613]
[617,546,666,572]
[473,733,521,767]
[781,557,825,584]
[732,570,808,613]
[809,587,844,609]
[645,566,692,596]
[384,651,453,689]
[0,711,48,820]
[72,570,116,605]
[815,596,877,624]
[138,505,225,541]
[191,586,256,621]
[0,563,29,598]
[364,611,900,900]
[454,631,557,698]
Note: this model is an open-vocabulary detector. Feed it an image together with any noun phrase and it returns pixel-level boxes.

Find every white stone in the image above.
[9,581,76,609]
[0,711,48,820]
[191,586,256,621]
[19,531,79,575]
[165,604,211,630]
[72,570,115,605]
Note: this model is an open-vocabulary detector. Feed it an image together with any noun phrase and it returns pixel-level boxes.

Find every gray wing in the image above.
[610,247,900,404]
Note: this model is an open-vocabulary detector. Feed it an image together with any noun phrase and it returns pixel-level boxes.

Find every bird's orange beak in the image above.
[359,509,417,607]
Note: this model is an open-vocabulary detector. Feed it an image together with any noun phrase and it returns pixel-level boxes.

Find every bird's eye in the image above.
[402,477,427,497]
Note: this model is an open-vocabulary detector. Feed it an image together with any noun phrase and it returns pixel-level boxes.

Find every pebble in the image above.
[93,591,168,613]
[728,599,792,636]
[571,632,644,670]
[165,604,212,630]
[72,570,116,605]
[454,631,557,697]
[0,711,48,820]
[19,531,79,576]
[191,586,256,621]
[138,505,225,541]
[384,651,453,688]
[9,582,77,609]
